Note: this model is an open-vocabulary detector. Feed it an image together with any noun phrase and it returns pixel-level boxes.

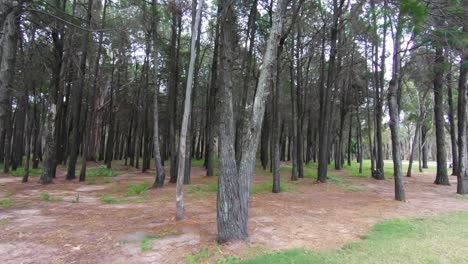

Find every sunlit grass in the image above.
[238,212,468,264]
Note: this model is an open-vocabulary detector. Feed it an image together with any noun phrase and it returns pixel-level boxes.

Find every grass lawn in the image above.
[237,212,468,264]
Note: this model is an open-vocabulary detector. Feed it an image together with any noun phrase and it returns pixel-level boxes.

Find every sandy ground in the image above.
[0,164,467,264]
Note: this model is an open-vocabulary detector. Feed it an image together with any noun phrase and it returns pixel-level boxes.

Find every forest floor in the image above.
[1,161,467,264]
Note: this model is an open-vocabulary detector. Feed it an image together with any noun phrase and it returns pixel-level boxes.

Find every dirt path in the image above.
[1,165,467,264]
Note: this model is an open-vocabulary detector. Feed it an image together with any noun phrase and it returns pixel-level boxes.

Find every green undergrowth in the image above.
[326,174,363,192]
[0,198,14,208]
[9,167,42,177]
[125,182,149,196]
[251,181,297,194]
[85,165,120,178]
[237,212,468,264]
[39,192,63,202]
[188,184,218,196]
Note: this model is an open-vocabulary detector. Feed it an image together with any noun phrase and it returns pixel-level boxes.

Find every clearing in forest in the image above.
[1,161,467,264]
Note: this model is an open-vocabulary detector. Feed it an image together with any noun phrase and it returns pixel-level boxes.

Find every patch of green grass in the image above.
[100,195,117,204]
[217,255,242,264]
[125,182,149,196]
[188,184,218,196]
[39,192,63,202]
[186,246,214,264]
[191,159,206,167]
[0,218,11,225]
[251,181,296,194]
[140,234,162,252]
[0,198,14,208]
[326,174,363,192]
[239,212,468,264]
[85,165,120,177]
[455,194,468,201]
[9,167,42,177]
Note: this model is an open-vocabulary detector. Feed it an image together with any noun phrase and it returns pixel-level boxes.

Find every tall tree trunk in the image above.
[457,14,468,195]
[105,58,116,169]
[168,3,182,183]
[175,0,203,220]
[387,12,405,201]
[151,0,166,188]
[217,0,288,243]
[433,47,449,186]
[457,42,468,194]
[80,0,108,181]
[446,50,458,175]
[204,8,220,177]
[0,2,19,174]
[67,0,94,180]
[41,0,66,183]
[295,20,304,178]
[318,0,344,183]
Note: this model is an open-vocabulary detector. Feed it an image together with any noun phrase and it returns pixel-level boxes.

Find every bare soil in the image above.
[1,164,467,264]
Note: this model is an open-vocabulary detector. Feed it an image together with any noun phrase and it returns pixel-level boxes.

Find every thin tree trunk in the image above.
[176,0,202,220]
[446,50,458,175]
[151,0,166,188]
[387,12,405,201]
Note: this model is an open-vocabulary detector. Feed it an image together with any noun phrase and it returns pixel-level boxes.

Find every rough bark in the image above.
[0,2,19,173]
[66,0,94,180]
[433,47,449,186]
[217,0,288,243]
[318,0,344,183]
[457,50,468,194]
[80,0,108,181]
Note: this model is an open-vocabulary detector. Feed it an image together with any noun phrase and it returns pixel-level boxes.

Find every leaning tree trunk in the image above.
[175,0,203,220]
[217,0,288,243]
[433,47,449,186]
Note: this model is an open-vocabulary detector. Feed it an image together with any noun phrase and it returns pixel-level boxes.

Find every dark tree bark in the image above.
[370,0,385,180]
[433,47,449,186]
[80,0,108,181]
[318,0,344,183]
[167,3,182,183]
[204,9,220,177]
[0,2,19,174]
[457,48,468,194]
[67,0,94,180]
[12,86,27,170]
[217,0,288,243]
